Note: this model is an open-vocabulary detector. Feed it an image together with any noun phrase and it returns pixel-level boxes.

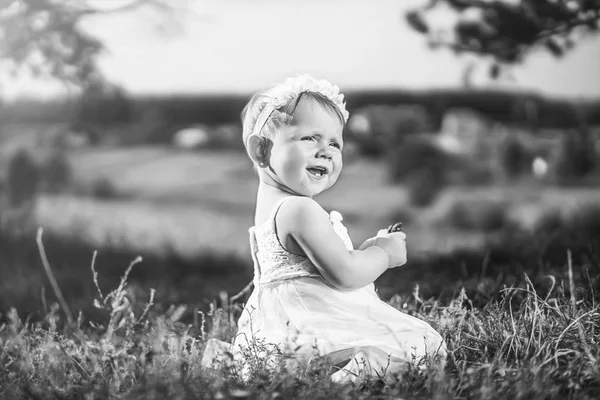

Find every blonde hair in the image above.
[241,78,348,151]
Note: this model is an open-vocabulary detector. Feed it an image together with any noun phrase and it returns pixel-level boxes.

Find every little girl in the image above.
[202,75,446,383]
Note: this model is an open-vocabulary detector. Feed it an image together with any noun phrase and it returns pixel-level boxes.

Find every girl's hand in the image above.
[373,231,407,268]
[357,229,388,250]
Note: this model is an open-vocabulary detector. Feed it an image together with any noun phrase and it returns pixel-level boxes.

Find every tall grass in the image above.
[1,231,599,399]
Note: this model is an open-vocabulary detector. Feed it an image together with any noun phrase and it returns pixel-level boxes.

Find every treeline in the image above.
[1,88,599,129]
[346,89,600,129]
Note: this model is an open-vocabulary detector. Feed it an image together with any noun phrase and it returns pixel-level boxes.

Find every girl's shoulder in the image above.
[276,196,330,235]
[278,196,326,220]
[275,197,330,254]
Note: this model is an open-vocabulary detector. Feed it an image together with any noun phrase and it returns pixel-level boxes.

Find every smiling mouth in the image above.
[307,166,328,178]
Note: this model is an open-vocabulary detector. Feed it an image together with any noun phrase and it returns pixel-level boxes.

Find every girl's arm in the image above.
[277,197,392,290]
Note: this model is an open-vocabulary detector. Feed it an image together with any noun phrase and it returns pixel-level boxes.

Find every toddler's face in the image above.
[266,100,344,197]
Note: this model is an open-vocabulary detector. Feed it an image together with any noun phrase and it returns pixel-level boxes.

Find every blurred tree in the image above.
[40,150,72,194]
[406,0,600,71]
[0,0,180,138]
[405,168,446,207]
[406,0,600,184]
[499,135,532,179]
[7,149,40,206]
[554,126,598,183]
[387,137,450,184]
[0,0,173,89]
[74,82,133,126]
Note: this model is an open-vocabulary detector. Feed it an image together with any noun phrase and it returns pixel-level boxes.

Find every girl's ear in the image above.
[247,135,272,167]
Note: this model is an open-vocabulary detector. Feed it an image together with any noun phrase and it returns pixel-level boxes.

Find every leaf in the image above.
[545,37,564,57]
[405,11,429,34]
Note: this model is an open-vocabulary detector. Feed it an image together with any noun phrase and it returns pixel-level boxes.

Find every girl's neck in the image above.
[258,168,303,197]
[254,181,308,226]
[256,180,306,203]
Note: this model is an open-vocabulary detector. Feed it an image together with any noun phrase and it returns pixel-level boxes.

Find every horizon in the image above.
[5,85,600,104]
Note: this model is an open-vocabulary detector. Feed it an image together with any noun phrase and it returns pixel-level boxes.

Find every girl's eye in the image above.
[329,142,341,149]
[301,136,316,142]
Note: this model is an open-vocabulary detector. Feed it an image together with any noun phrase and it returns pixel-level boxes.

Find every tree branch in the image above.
[406,0,600,64]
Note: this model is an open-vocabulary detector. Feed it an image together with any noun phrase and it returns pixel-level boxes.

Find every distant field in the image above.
[34,146,417,260]
[4,122,600,264]
[23,145,599,264]
[0,123,67,165]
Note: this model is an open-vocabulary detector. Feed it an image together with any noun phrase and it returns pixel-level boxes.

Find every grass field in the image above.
[1,249,599,399]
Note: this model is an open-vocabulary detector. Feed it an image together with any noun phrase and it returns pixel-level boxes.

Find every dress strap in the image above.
[269,196,293,222]
[269,196,295,246]
[248,228,261,289]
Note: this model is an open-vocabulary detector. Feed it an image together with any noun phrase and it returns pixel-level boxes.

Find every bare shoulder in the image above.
[279,196,327,224]
[275,197,329,244]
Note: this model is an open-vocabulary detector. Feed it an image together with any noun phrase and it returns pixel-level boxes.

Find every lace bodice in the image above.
[248,198,354,287]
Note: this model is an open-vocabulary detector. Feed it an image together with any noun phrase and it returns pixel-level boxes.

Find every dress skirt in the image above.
[203,276,446,382]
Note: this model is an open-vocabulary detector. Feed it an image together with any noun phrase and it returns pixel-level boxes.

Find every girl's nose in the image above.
[316,146,332,160]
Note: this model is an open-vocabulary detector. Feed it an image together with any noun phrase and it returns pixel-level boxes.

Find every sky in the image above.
[3,0,600,99]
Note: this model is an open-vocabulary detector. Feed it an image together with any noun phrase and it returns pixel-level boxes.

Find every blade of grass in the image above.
[231,280,253,304]
[90,250,103,299]
[567,250,596,364]
[36,227,74,326]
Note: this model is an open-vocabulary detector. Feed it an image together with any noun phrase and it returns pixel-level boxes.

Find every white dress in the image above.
[202,197,446,382]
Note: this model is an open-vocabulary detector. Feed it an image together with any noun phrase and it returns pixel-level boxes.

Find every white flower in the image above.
[264,75,349,122]
[329,210,343,224]
[329,210,353,250]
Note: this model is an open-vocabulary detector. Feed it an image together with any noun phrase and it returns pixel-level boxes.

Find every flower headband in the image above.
[248,75,349,145]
